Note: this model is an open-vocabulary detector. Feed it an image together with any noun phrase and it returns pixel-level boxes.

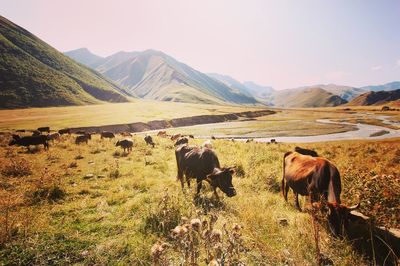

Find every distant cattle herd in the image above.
[6,127,367,238]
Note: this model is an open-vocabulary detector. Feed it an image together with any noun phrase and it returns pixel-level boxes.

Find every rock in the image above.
[84,173,94,179]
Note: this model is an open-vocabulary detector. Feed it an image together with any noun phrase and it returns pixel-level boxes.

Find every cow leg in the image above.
[295,193,301,210]
[284,182,289,202]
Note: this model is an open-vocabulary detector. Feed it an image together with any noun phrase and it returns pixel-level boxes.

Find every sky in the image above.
[1,0,399,90]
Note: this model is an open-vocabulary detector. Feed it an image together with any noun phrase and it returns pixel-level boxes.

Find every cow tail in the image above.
[282,152,291,197]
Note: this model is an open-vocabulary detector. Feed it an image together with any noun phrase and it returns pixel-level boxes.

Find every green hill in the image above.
[0,16,129,109]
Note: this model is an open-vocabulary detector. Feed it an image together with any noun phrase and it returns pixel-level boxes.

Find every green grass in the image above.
[0,133,398,265]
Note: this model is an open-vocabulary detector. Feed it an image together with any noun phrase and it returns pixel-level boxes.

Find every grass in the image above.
[0,101,263,130]
[0,132,399,265]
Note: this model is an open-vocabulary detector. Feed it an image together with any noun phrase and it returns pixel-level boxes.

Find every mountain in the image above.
[273,87,348,108]
[359,81,400,92]
[347,89,400,106]
[0,15,129,109]
[66,48,258,105]
[64,48,103,67]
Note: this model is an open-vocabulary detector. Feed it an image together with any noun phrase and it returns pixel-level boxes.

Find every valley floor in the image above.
[0,134,399,265]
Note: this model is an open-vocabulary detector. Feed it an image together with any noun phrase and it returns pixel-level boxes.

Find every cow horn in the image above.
[348,202,360,210]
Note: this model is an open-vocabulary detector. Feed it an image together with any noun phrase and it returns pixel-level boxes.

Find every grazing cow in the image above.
[58,128,70,135]
[120,132,132,137]
[157,131,167,137]
[75,133,91,144]
[101,131,115,139]
[295,146,318,157]
[116,139,134,153]
[270,139,277,144]
[9,135,49,150]
[171,133,181,141]
[174,137,189,147]
[282,151,354,236]
[211,135,216,140]
[32,130,41,136]
[201,140,213,149]
[175,145,236,198]
[144,135,155,147]
[188,135,194,139]
[37,127,50,133]
[47,132,60,142]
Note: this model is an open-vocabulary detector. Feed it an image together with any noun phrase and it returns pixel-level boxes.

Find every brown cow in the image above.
[47,132,60,142]
[170,133,181,141]
[58,128,71,135]
[101,131,115,139]
[282,151,356,236]
[175,145,236,199]
[157,131,167,137]
[120,132,132,137]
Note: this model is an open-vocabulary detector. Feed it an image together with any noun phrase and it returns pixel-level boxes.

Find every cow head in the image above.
[207,167,237,197]
[115,140,121,147]
[318,202,360,237]
[9,135,20,146]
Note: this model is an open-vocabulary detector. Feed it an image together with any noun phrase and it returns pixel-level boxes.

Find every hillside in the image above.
[66,49,258,105]
[274,87,347,108]
[0,16,129,109]
[347,89,400,106]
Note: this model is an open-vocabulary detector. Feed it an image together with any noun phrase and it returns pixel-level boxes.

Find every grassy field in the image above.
[0,101,263,131]
[0,133,398,265]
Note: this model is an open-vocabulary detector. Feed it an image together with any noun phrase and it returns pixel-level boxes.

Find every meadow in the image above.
[0,132,398,265]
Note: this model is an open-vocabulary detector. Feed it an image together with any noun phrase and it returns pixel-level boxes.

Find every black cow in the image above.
[144,135,155,147]
[37,127,50,133]
[58,128,71,135]
[31,130,41,136]
[75,133,91,144]
[116,139,134,153]
[175,145,236,199]
[174,137,189,147]
[101,131,115,139]
[9,135,49,150]
[295,146,318,157]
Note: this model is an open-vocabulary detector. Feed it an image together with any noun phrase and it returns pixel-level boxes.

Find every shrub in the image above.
[1,158,32,177]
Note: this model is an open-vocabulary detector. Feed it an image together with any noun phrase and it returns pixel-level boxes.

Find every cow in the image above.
[175,145,236,199]
[31,130,41,136]
[101,131,115,139]
[174,137,189,147]
[37,127,50,133]
[120,132,132,137]
[58,128,71,135]
[76,130,86,135]
[47,132,60,142]
[294,146,318,157]
[116,139,134,153]
[270,139,277,144]
[201,140,213,149]
[157,131,167,137]
[75,133,91,144]
[211,135,216,140]
[171,133,181,141]
[246,138,254,143]
[144,135,155,147]
[9,135,49,151]
[188,135,194,139]
[282,151,356,236]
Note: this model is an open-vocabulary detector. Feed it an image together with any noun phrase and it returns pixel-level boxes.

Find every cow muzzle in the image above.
[226,188,237,197]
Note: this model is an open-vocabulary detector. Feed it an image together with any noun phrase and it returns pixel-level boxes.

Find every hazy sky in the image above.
[1,0,399,89]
